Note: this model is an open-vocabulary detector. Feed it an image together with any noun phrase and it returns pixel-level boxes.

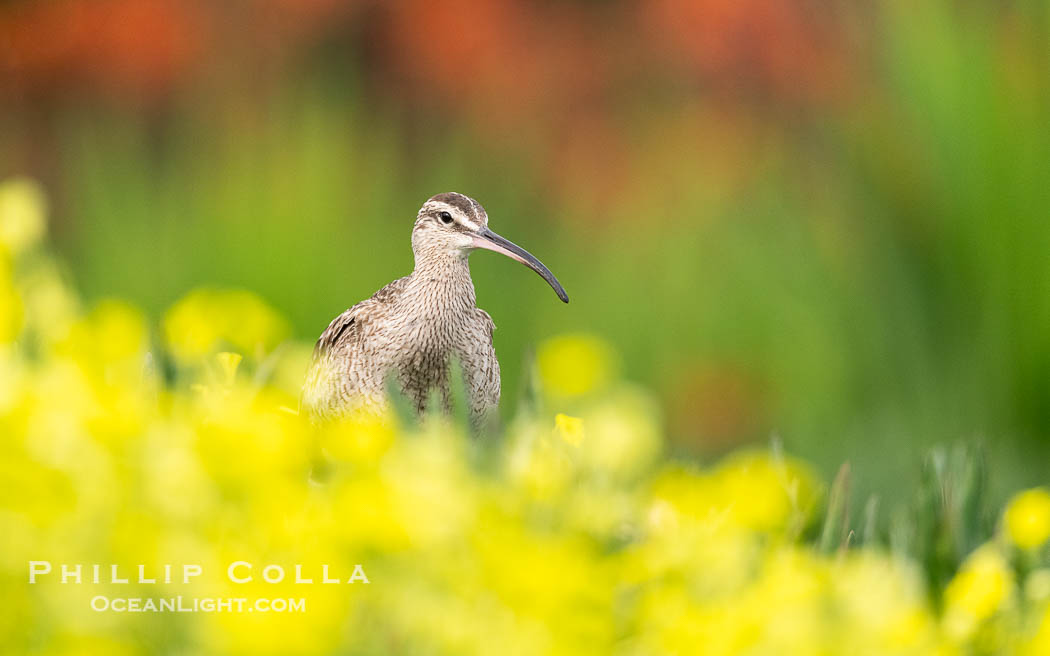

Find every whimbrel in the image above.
[302,192,568,426]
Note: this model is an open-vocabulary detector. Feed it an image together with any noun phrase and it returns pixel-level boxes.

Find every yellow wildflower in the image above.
[319,407,397,466]
[712,450,821,534]
[578,387,662,479]
[57,300,148,368]
[943,544,1014,640]
[215,351,243,386]
[0,345,24,413]
[163,287,290,362]
[1004,487,1050,550]
[830,552,939,654]
[1023,603,1050,656]
[536,333,616,397]
[554,413,584,445]
[0,177,47,255]
[1025,569,1050,604]
[507,418,576,501]
[16,258,80,346]
[0,253,21,343]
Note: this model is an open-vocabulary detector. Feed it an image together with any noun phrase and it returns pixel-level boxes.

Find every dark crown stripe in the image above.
[430,192,477,219]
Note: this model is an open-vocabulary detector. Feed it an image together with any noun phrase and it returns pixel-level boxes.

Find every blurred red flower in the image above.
[1,0,206,101]
[642,0,852,104]
[0,0,358,103]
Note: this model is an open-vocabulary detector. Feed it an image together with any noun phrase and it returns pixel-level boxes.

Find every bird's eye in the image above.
[438,211,454,224]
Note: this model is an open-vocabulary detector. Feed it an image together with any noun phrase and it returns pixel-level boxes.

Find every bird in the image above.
[302,192,568,428]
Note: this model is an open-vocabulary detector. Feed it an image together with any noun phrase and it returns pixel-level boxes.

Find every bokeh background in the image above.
[2,0,1048,505]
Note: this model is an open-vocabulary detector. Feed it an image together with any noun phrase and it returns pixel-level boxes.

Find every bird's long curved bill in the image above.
[473,227,569,303]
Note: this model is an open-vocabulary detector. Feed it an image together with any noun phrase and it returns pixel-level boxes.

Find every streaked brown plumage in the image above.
[302,192,568,426]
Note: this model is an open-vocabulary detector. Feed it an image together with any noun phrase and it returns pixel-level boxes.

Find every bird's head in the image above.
[412,192,569,303]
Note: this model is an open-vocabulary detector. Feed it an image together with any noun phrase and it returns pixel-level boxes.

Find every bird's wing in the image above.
[302,303,368,420]
[312,308,359,362]
[309,275,414,364]
[302,276,411,420]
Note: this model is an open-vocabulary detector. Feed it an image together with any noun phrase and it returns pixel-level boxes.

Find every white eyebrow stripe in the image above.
[426,201,480,231]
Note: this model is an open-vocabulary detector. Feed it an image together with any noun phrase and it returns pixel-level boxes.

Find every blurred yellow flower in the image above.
[714,451,821,534]
[215,351,243,385]
[1023,603,1050,656]
[16,258,81,346]
[507,417,577,501]
[1004,487,1050,550]
[0,345,24,413]
[553,413,584,445]
[579,387,662,480]
[536,333,616,397]
[1025,569,1050,604]
[319,408,397,466]
[58,300,148,367]
[830,553,939,654]
[163,287,290,363]
[644,450,821,550]
[0,253,22,343]
[943,544,1014,640]
[0,177,47,255]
